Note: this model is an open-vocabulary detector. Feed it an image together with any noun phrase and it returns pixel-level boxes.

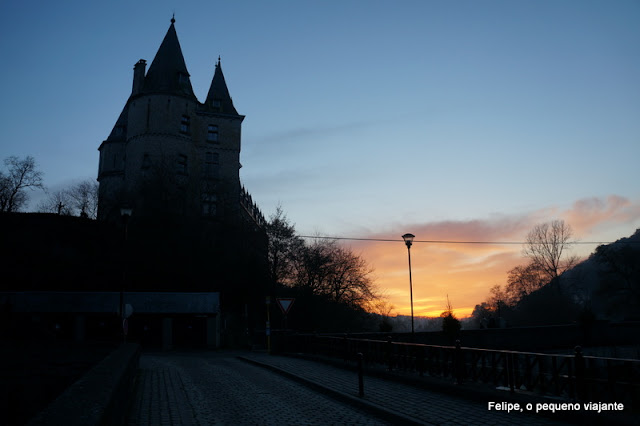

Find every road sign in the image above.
[124,304,134,318]
[276,298,295,315]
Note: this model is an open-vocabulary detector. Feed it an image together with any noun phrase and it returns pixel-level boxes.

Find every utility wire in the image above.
[298,235,625,245]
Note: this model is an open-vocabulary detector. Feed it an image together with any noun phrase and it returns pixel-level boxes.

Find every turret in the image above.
[142,18,196,100]
[132,59,147,95]
[204,57,239,115]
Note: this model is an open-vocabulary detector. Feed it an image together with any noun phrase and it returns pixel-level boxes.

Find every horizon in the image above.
[1,1,639,317]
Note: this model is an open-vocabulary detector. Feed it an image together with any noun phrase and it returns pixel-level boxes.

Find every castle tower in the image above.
[97,18,257,228]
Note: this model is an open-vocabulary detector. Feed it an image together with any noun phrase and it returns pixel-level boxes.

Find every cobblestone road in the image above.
[126,351,607,425]
[128,352,390,425]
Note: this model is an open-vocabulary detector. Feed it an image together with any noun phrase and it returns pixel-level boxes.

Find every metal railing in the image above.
[284,334,639,410]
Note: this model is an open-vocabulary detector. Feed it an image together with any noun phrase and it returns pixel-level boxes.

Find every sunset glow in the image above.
[341,196,640,319]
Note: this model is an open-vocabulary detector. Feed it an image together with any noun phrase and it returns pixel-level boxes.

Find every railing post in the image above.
[574,346,586,402]
[455,339,463,385]
[343,333,349,363]
[508,352,515,394]
[386,335,393,371]
[357,352,364,397]
[417,346,425,377]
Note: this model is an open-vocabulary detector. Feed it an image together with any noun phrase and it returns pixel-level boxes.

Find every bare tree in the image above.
[36,180,99,218]
[266,205,304,286]
[0,156,44,212]
[488,283,508,308]
[524,219,578,282]
[326,244,375,307]
[367,297,395,331]
[470,302,494,328]
[67,180,99,218]
[294,238,335,295]
[37,190,73,215]
[293,238,377,309]
[505,262,545,304]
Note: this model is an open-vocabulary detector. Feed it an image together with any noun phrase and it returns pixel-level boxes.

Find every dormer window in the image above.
[180,115,190,134]
[178,73,189,84]
[212,100,221,108]
[207,125,219,143]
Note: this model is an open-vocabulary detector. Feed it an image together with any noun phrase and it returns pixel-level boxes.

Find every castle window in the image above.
[177,154,188,175]
[180,115,190,134]
[204,152,219,179]
[141,153,151,170]
[202,193,217,217]
[207,125,219,143]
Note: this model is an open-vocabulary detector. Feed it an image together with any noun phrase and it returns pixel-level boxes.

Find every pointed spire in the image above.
[142,18,196,99]
[205,56,239,115]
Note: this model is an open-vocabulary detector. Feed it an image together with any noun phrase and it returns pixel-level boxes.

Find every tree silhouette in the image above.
[524,220,577,283]
[0,156,44,212]
[38,180,98,218]
[265,205,303,287]
[294,238,376,308]
[440,295,461,341]
[505,262,545,304]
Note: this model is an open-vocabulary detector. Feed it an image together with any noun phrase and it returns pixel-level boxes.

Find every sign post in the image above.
[276,298,295,330]
[266,296,271,354]
[122,304,133,342]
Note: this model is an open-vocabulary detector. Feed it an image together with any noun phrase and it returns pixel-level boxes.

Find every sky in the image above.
[1,1,639,319]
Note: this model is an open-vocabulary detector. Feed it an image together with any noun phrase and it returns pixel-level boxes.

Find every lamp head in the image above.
[402,233,415,248]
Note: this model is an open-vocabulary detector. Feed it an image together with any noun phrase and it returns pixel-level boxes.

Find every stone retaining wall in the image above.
[28,343,140,426]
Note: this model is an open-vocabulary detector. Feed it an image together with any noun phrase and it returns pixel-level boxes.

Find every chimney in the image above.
[132,59,147,95]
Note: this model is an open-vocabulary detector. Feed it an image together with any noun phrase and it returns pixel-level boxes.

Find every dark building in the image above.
[97,17,263,231]
[1,18,268,349]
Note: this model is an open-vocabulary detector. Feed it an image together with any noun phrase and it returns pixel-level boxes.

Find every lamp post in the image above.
[120,207,132,341]
[402,233,415,335]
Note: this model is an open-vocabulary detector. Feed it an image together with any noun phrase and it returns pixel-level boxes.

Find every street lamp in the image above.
[402,233,415,335]
[120,207,132,341]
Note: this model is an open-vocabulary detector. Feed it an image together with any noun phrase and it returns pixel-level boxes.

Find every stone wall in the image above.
[27,343,140,426]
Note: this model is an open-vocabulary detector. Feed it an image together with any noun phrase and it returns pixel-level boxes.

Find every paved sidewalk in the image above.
[129,352,392,425]
[238,352,571,425]
[128,358,195,425]
[128,351,633,425]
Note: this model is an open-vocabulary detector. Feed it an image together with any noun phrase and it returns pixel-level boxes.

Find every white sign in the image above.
[124,304,134,318]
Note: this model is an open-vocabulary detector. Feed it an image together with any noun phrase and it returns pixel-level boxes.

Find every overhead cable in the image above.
[298,235,626,245]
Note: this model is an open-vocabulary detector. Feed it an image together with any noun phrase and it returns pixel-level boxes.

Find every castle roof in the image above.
[105,104,129,142]
[142,18,196,100]
[204,58,239,115]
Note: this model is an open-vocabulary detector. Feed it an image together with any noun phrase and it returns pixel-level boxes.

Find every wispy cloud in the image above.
[249,119,382,146]
[564,195,640,236]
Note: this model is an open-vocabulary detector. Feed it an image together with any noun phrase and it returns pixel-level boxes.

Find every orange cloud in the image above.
[342,196,640,321]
